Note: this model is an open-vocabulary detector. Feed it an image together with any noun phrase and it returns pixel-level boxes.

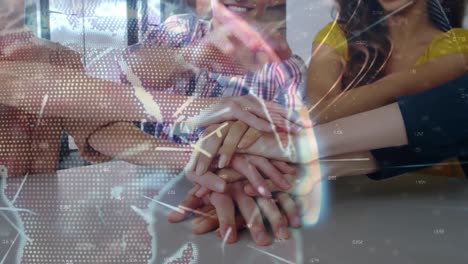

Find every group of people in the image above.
[1,0,468,247]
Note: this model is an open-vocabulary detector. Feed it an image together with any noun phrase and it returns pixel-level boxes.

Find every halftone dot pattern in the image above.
[0,1,196,263]
[2,165,170,263]
[1,1,307,263]
[165,243,198,264]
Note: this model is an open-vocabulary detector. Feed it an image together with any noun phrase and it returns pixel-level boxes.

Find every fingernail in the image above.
[189,188,197,196]
[220,226,227,238]
[221,226,233,240]
[289,167,298,174]
[278,227,289,240]
[196,164,205,175]
[219,173,228,180]
[256,230,267,241]
[244,185,255,195]
[195,188,205,197]
[218,155,228,168]
[215,182,226,192]
[280,178,291,189]
[237,138,249,149]
[258,186,272,198]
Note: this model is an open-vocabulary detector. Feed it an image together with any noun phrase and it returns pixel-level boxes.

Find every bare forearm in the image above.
[311,84,394,124]
[1,61,219,124]
[242,103,408,163]
[311,54,468,124]
[87,122,191,168]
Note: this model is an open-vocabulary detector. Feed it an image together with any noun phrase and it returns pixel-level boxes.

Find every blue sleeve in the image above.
[368,75,468,180]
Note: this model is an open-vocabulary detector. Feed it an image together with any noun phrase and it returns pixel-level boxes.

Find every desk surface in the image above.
[0,161,467,264]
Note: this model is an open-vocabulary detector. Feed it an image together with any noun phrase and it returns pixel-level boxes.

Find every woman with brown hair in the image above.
[308,0,468,177]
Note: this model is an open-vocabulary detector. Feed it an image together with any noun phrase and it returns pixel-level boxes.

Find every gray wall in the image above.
[287,0,335,62]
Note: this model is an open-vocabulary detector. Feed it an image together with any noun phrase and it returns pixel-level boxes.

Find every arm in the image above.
[311,53,468,124]
[0,61,208,122]
[84,122,192,168]
[241,102,408,163]
[284,76,468,178]
[367,75,468,179]
[2,59,287,135]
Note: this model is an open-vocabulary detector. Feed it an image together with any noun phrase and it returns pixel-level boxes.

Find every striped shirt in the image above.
[121,14,306,144]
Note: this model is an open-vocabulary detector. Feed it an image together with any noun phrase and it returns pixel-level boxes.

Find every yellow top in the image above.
[313,21,468,177]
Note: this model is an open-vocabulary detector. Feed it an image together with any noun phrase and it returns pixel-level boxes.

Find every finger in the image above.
[242,99,303,134]
[215,17,264,52]
[191,206,218,234]
[244,155,291,190]
[237,127,262,149]
[202,193,212,205]
[257,197,289,240]
[195,186,211,198]
[231,108,273,133]
[195,123,231,175]
[231,183,272,246]
[244,174,296,196]
[239,95,272,121]
[291,163,322,196]
[186,171,226,193]
[167,194,204,223]
[210,192,237,243]
[271,160,297,175]
[295,182,322,225]
[188,184,201,196]
[187,100,274,132]
[273,35,292,61]
[231,155,272,198]
[216,214,247,237]
[218,168,246,183]
[186,143,201,173]
[218,121,249,168]
[277,192,301,228]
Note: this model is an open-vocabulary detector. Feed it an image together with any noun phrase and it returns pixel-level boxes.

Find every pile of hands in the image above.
[167,99,322,246]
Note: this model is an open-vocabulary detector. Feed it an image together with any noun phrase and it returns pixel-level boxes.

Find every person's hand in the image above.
[264,32,293,61]
[189,158,322,227]
[209,0,282,62]
[186,95,305,134]
[189,116,303,170]
[253,25,293,64]
[217,121,263,167]
[186,121,262,177]
[187,108,306,177]
[187,154,296,198]
[243,161,323,226]
[238,106,317,164]
[168,182,301,246]
[192,28,259,75]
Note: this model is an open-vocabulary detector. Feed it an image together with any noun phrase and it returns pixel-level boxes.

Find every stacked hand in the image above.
[168,105,322,246]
